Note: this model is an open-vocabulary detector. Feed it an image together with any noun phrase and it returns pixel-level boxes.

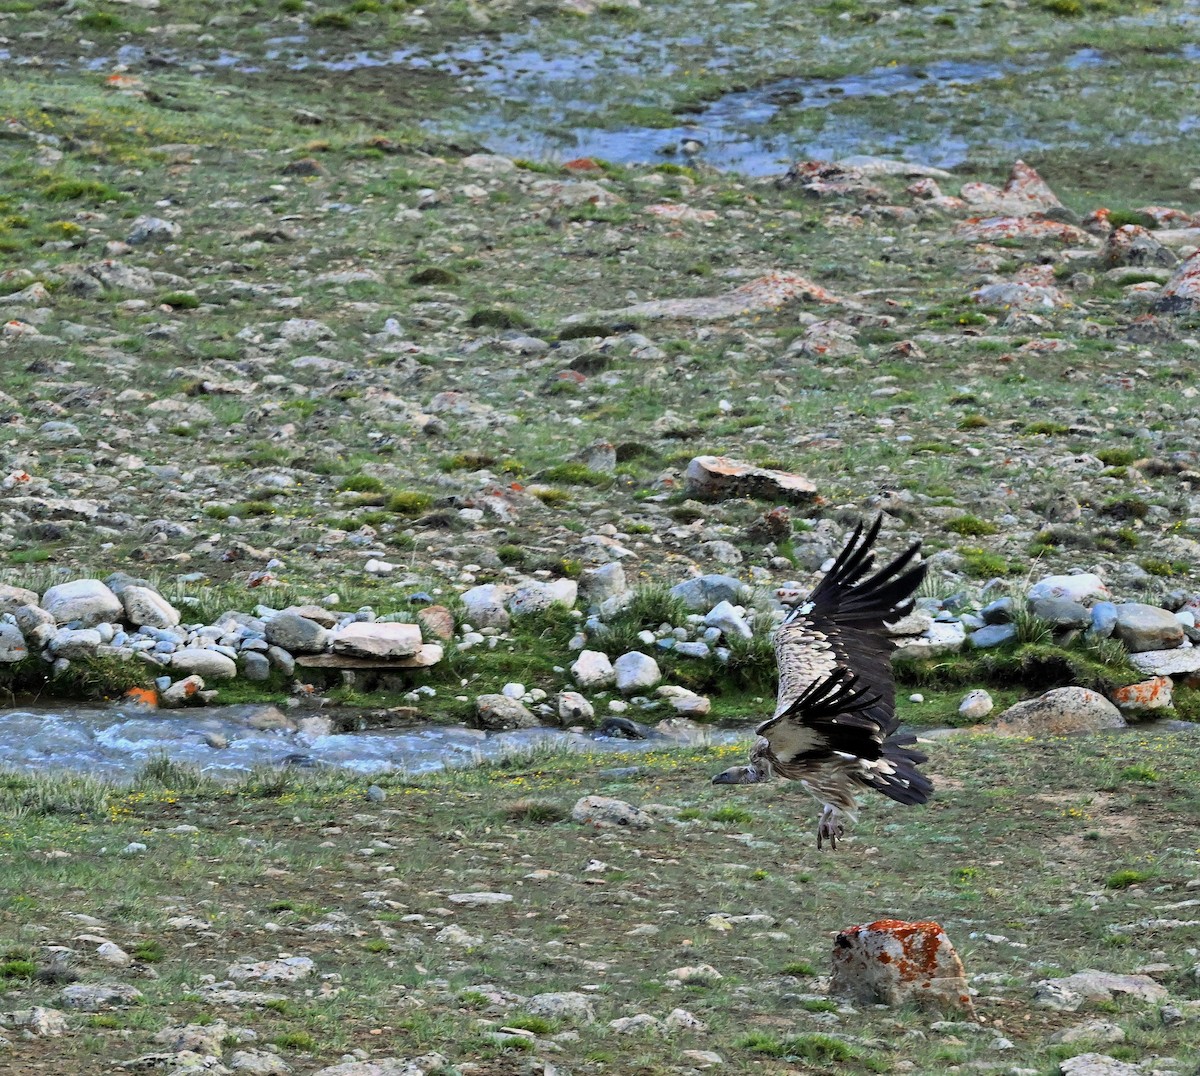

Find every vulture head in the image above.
[712,739,773,784]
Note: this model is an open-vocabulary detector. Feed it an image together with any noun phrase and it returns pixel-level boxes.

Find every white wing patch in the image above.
[756,714,826,761]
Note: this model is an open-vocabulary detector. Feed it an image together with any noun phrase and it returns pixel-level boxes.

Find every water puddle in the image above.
[26,20,1200,174]
[0,705,744,781]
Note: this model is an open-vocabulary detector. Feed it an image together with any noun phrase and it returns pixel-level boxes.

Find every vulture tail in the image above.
[807,516,926,625]
[865,731,933,806]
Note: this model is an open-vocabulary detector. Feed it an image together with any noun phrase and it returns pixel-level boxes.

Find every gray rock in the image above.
[48,628,102,660]
[227,1051,292,1075]
[958,689,994,720]
[703,600,752,640]
[992,687,1124,737]
[0,621,28,663]
[1129,647,1200,677]
[332,622,421,659]
[308,1056,449,1076]
[227,957,315,983]
[60,983,144,1010]
[460,583,512,629]
[266,645,295,676]
[1029,598,1091,629]
[171,649,237,680]
[1058,1055,1141,1076]
[579,562,628,607]
[473,694,540,730]
[670,574,746,611]
[557,690,595,724]
[0,1006,68,1037]
[572,795,652,828]
[120,586,181,629]
[1088,601,1119,639]
[525,991,597,1025]
[614,651,662,693]
[241,651,271,681]
[1113,603,1185,653]
[1026,573,1110,604]
[0,583,39,615]
[509,578,577,616]
[571,649,615,689]
[968,623,1017,649]
[1035,970,1168,1011]
[1049,1020,1126,1045]
[41,579,123,627]
[264,612,330,655]
[127,215,181,245]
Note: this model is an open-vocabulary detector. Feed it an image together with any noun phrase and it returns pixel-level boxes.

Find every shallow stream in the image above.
[0,705,743,781]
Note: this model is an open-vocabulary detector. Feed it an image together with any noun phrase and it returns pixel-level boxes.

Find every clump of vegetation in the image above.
[338,474,385,493]
[466,306,533,330]
[945,515,998,537]
[541,462,612,487]
[1096,447,1140,467]
[502,798,568,823]
[1106,868,1152,889]
[387,491,433,516]
[408,266,459,286]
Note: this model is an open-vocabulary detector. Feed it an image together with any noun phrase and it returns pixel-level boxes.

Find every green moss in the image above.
[957,414,990,430]
[1096,447,1140,467]
[1025,420,1069,435]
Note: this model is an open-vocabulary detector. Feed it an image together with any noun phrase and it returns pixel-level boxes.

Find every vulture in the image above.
[712,517,932,849]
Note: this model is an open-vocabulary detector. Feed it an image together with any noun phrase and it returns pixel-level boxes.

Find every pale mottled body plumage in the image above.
[713,518,932,849]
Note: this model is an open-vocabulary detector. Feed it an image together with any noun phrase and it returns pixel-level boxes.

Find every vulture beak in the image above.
[712,764,763,785]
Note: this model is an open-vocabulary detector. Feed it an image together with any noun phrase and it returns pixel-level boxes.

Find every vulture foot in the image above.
[816,804,844,851]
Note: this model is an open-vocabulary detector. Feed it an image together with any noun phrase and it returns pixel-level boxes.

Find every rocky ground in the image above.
[1,734,1200,1076]
[3,0,1200,1071]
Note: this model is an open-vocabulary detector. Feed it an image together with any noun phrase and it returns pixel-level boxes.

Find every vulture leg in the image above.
[816,804,844,850]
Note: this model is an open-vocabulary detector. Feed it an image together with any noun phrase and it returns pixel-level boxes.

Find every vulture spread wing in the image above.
[712,518,932,845]
[770,515,924,739]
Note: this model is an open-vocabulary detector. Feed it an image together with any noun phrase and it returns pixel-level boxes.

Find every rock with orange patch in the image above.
[1110,676,1173,714]
[160,675,205,709]
[959,160,1063,216]
[1154,250,1200,314]
[831,919,974,1015]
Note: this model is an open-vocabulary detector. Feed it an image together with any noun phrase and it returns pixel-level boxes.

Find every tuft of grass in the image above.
[0,960,36,979]
[338,474,385,493]
[502,798,568,824]
[945,515,998,537]
[466,306,533,330]
[130,940,165,963]
[1106,869,1152,889]
[1119,764,1159,783]
[387,491,433,516]
[1096,447,1140,467]
[541,462,612,487]
[158,291,199,309]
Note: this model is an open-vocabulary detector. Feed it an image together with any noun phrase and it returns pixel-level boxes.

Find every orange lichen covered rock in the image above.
[831,918,974,1014]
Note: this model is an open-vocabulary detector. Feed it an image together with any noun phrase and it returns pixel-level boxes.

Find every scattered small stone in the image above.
[226,957,315,983]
